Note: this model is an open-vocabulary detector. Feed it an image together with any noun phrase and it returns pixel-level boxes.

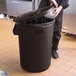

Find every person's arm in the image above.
[50,0,63,18]
[50,0,58,7]
[60,0,69,9]
[54,5,63,18]
[52,0,69,18]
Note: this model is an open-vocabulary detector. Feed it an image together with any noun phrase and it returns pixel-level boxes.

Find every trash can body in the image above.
[13,20,54,72]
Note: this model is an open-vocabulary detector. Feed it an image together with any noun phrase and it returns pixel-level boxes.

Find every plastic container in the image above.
[13,6,55,72]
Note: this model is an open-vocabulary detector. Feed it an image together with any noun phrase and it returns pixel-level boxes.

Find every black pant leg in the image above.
[52,9,63,50]
[38,0,50,8]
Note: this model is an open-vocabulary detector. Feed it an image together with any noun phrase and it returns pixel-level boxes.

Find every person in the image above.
[38,0,69,58]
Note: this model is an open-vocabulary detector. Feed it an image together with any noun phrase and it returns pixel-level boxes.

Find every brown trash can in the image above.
[13,6,55,72]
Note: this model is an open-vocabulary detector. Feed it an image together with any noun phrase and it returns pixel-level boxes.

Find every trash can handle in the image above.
[13,24,19,35]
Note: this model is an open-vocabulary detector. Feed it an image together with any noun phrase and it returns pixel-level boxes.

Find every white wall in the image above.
[64,0,76,14]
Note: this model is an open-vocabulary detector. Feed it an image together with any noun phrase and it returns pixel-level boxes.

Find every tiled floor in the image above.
[0,18,76,76]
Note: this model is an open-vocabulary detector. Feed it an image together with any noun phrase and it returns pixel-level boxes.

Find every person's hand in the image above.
[50,0,58,8]
[54,5,63,18]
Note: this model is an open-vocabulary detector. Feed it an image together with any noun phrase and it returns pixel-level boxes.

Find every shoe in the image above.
[52,50,59,59]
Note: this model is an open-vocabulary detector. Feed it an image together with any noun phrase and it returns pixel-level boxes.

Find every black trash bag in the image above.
[13,17,54,35]
[14,6,52,23]
[13,5,54,35]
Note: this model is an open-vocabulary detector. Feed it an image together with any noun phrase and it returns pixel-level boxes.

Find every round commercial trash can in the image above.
[13,18,54,72]
[13,6,55,72]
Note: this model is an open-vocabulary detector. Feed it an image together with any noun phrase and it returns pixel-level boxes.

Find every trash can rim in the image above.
[17,19,55,28]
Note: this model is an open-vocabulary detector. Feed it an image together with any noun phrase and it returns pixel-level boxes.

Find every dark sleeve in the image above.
[61,0,69,9]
